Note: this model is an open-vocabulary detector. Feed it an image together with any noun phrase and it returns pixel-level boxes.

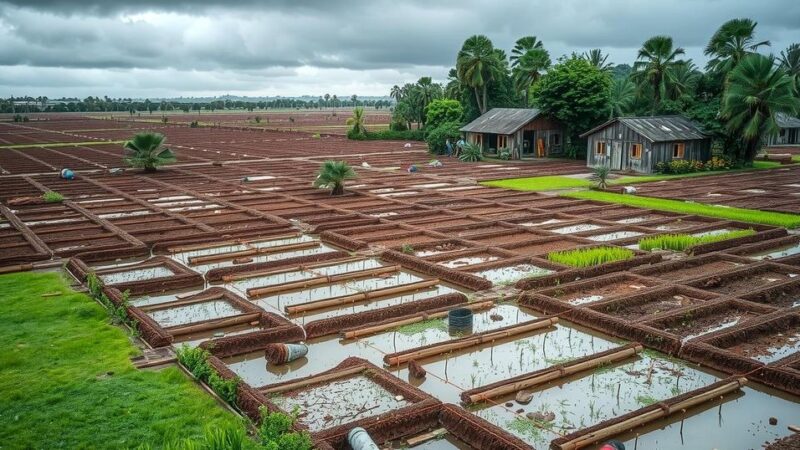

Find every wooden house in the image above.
[766,112,800,146]
[460,108,565,159]
[582,115,711,174]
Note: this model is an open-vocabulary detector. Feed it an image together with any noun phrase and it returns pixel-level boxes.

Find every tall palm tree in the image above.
[457,35,503,114]
[390,85,402,102]
[666,61,701,100]
[346,107,367,136]
[608,78,636,118]
[705,18,770,75]
[512,48,551,106]
[583,49,612,72]
[779,43,800,93]
[123,132,176,172]
[722,54,799,162]
[510,36,543,68]
[631,35,685,114]
[313,160,357,196]
[444,68,462,99]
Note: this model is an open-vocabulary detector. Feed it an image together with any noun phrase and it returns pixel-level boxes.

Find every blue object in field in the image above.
[448,308,474,335]
[60,168,75,180]
[407,164,418,173]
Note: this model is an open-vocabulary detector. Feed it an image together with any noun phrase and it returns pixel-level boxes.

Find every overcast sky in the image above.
[0,0,798,99]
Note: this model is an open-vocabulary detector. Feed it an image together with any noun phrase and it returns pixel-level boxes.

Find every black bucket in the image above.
[448,308,474,336]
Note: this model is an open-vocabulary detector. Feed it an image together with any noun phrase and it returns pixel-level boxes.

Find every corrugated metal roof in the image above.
[580,115,708,142]
[776,112,800,129]
[460,108,542,135]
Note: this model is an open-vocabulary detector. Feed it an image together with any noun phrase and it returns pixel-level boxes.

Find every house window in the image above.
[472,134,482,146]
[630,143,643,159]
[672,143,685,159]
[550,133,561,146]
[595,141,607,155]
[497,135,508,149]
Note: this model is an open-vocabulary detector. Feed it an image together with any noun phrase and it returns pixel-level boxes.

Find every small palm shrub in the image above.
[346,107,367,137]
[313,160,356,196]
[459,142,482,162]
[123,132,176,172]
[548,247,635,268]
[41,191,64,203]
[591,165,611,189]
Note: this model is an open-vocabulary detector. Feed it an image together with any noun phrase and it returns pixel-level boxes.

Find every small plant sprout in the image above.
[548,246,635,268]
[401,244,415,254]
[590,165,611,189]
[313,160,356,196]
[637,229,756,252]
[41,191,64,203]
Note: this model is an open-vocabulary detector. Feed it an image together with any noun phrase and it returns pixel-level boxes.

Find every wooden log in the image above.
[167,233,300,253]
[342,300,495,339]
[556,378,747,450]
[466,344,643,404]
[188,241,319,265]
[221,256,364,282]
[406,428,447,446]
[384,317,559,366]
[167,312,261,336]
[260,365,366,394]
[0,263,34,274]
[246,265,401,298]
[140,294,226,313]
[285,279,440,315]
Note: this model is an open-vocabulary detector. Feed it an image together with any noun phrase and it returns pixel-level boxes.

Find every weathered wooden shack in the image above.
[766,112,800,146]
[460,108,565,159]
[581,115,711,174]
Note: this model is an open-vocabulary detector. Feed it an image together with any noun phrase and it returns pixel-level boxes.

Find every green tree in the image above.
[631,35,685,114]
[123,132,176,172]
[513,47,551,106]
[346,107,367,137]
[583,49,612,72]
[457,35,504,114]
[510,36,544,68]
[425,121,462,155]
[425,99,463,130]
[313,160,356,196]
[779,43,800,93]
[722,54,799,163]
[609,77,636,118]
[705,18,770,76]
[533,56,611,151]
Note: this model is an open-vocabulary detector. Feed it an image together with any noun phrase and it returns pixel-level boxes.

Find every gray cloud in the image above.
[1,0,798,97]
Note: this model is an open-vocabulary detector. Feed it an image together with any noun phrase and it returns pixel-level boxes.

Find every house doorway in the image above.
[611,141,623,170]
[522,130,535,158]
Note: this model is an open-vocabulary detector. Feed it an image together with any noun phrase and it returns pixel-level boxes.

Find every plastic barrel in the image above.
[264,343,309,364]
[347,427,379,450]
[448,308,474,335]
[284,343,308,362]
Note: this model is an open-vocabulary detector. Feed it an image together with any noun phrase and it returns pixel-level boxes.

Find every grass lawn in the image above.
[481,175,592,191]
[564,191,800,228]
[0,271,249,449]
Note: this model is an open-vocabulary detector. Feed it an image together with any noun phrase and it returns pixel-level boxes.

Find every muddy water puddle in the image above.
[518,218,563,228]
[748,242,800,260]
[702,271,798,296]
[553,281,655,306]
[227,259,386,292]
[615,215,666,224]
[586,231,644,242]
[99,266,175,285]
[438,255,500,269]
[188,244,337,272]
[175,323,265,348]
[149,300,243,327]
[129,288,204,308]
[471,264,554,284]
[724,326,800,363]
[594,294,707,321]
[550,224,603,234]
[472,352,716,448]
[272,375,409,431]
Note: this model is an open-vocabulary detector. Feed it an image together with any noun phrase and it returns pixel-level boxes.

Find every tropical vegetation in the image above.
[313,160,356,195]
[123,132,176,172]
[638,229,756,252]
[548,247,636,268]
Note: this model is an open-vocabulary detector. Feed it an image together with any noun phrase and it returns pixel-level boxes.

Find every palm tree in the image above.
[583,49,612,72]
[457,35,503,114]
[313,160,356,196]
[346,107,367,136]
[666,61,701,100]
[512,48,551,106]
[510,36,543,68]
[722,54,799,163]
[631,35,685,114]
[444,68,462,99]
[705,18,770,75]
[390,85,403,102]
[123,132,176,172]
[608,78,636,118]
[779,43,800,93]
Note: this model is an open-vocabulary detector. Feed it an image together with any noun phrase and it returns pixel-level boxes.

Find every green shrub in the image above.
[459,142,483,162]
[497,148,511,160]
[348,129,425,141]
[41,191,64,203]
[389,119,408,131]
[424,99,463,130]
[548,247,635,268]
[259,408,313,450]
[638,229,756,252]
[590,166,611,189]
[176,345,240,405]
[189,120,199,128]
[425,121,462,155]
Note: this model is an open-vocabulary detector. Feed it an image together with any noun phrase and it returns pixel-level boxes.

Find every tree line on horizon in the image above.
[388,18,800,163]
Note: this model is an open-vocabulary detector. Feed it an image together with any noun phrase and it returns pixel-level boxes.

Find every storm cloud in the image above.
[1,0,798,98]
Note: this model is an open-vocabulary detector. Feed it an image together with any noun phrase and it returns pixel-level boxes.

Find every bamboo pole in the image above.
[167,312,261,336]
[221,256,363,282]
[167,233,300,253]
[556,378,747,450]
[384,317,559,366]
[466,344,643,404]
[342,300,495,339]
[0,263,33,274]
[246,265,401,298]
[188,241,319,265]
[285,279,440,315]
[260,366,366,394]
[140,294,223,312]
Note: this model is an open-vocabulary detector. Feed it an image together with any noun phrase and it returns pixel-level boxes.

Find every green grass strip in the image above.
[547,246,635,268]
[563,191,800,229]
[0,272,247,448]
[638,229,756,252]
[481,175,592,191]
[0,140,124,149]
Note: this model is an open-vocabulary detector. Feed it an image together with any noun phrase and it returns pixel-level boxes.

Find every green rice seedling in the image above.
[547,246,635,268]
[41,191,64,203]
[394,318,447,335]
[638,228,756,252]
